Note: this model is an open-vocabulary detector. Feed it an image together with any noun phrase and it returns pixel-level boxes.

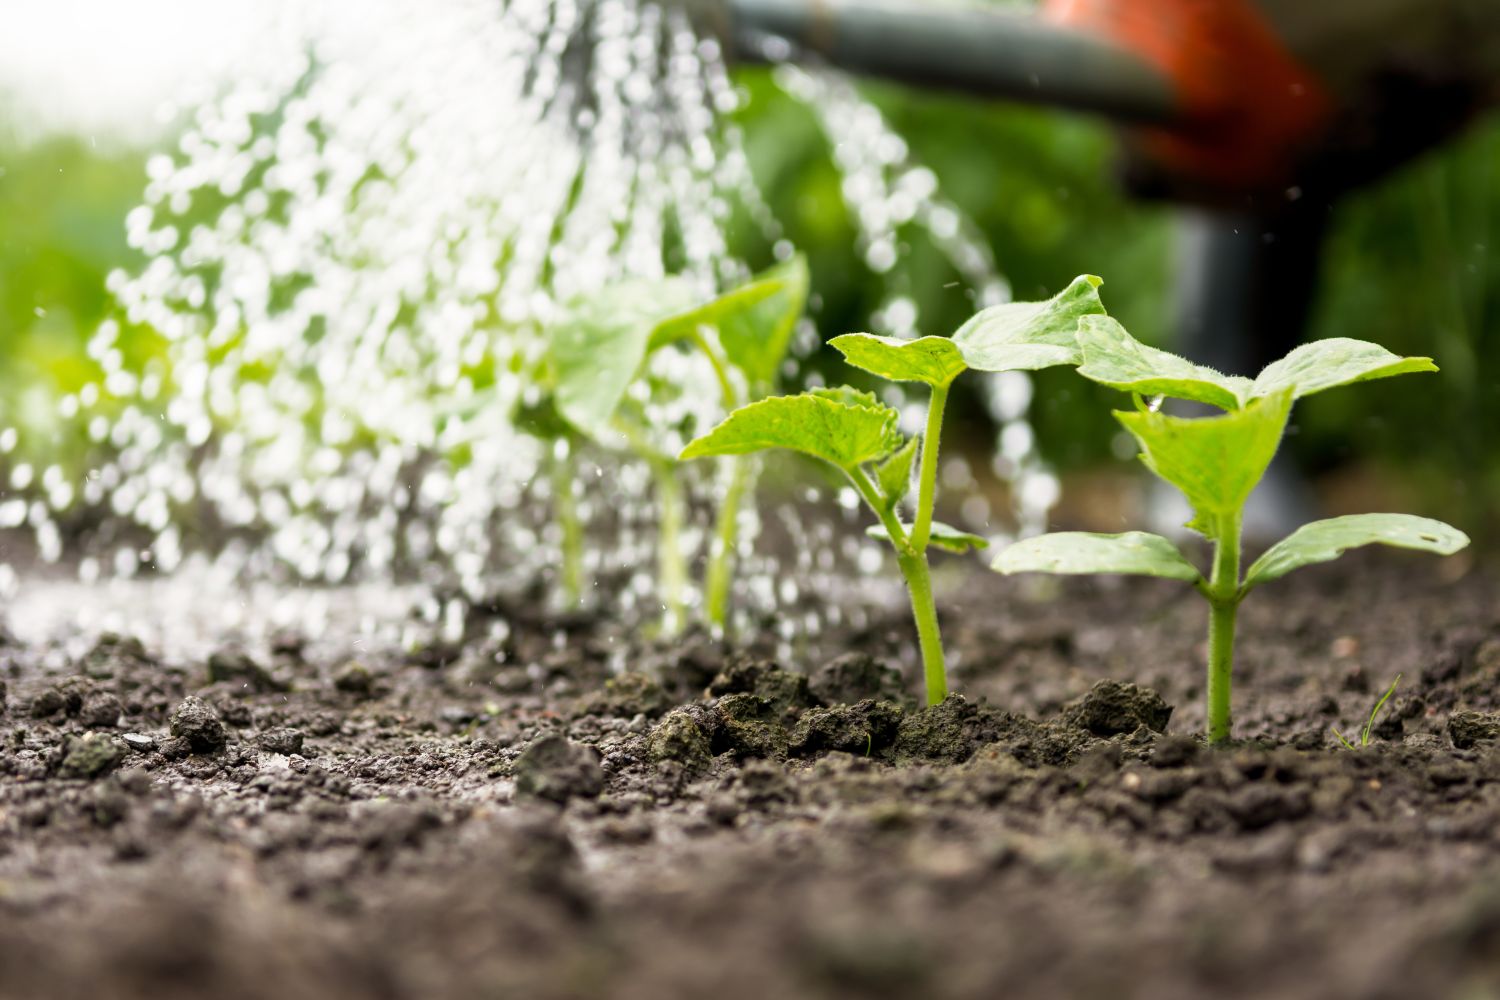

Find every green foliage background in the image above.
[2,67,1497,519]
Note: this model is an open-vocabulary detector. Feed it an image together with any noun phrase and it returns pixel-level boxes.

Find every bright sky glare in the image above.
[0,0,287,142]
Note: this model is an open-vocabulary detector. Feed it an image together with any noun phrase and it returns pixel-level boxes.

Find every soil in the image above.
[2,551,1500,1000]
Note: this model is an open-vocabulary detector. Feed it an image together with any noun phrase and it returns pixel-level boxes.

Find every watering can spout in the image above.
[678,0,1500,199]
[682,0,1180,125]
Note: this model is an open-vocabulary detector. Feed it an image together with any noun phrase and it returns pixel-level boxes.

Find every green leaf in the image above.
[651,255,809,385]
[951,274,1105,373]
[830,333,968,388]
[809,385,885,409]
[1249,338,1437,401]
[1076,315,1252,410]
[1077,322,1438,411]
[1115,390,1292,535]
[678,389,902,471]
[551,278,700,438]
[875,435,919,509]
[1243,514,1469,590]
[992,531,1203,582]
[513,394,572,442]
[868,520,988,553]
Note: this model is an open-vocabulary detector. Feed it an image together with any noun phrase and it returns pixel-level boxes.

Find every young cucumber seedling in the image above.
[994,315,1469,744]
[550,257,809,633]
[681,276,1109,705]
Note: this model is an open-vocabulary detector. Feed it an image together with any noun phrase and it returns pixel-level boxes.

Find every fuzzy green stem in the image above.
[847,466,909,551]
[691,327,748,632]
[653,462,689,637]
[897,551,948,705]
[848,466,946,706]
[909,384,949,553]
[550,445,585,606]
[704,455,751,630]
[1205,512,1242,745]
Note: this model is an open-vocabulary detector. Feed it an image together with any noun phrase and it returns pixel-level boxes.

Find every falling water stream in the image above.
[0,0,1062,652]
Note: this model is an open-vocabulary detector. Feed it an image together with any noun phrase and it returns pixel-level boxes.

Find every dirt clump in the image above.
[1448,709,1500,749]
[1062,678,1174,737]
[167,696,228,754]
[810,652,910,707]
[514,735,606,802]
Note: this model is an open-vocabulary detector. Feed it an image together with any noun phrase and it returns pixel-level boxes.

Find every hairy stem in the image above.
[848,466,909,551]
[653,462,689,637]
[897,551,948,705]
[910,384,949,553]
[1205,511,1243,745]
[849,466,946,706]
[704,455,751,630]
[549,444,585,606]
[691,328,748,632]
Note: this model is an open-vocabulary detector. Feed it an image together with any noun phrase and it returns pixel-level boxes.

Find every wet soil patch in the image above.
[2,555,1499,999]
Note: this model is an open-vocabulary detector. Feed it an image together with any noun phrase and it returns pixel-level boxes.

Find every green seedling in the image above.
[995,315,1469,744]
[550,257,809,633]
[1334,674,1402,750]
[680,276,1109,704]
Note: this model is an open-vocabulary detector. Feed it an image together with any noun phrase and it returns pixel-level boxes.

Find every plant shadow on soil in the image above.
[2,551,1500,1000]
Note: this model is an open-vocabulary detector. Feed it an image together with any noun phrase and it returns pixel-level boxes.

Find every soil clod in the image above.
[707,659,814,716]
[789,699,903,757]
[168,697,228,754]
[892,695,1006,764]
[1448,709,1500,749]
[1064,679,1173,737]
[58,733,125,779]
[646,706,715,772]
[581,672,671,720]
[714,692,790,759]
[810,652,909,707]
[514,735,605,803]
[333,663,375,696]
[256,727,305,755]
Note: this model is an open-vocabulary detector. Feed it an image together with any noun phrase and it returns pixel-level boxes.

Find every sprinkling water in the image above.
[0,0,1058,640]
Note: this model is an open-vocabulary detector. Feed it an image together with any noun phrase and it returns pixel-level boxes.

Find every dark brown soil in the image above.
[3,552,1500,1000]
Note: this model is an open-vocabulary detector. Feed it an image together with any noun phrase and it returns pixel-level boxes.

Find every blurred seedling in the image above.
[548,256,809,633]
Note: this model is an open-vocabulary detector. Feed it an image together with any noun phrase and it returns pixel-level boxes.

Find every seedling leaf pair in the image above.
[828,274,1107,391]
[1077,316,1438,411]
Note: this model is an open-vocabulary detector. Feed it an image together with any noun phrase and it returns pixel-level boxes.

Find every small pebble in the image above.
[122,733,157,753]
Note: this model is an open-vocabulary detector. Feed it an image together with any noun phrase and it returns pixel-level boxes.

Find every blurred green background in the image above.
[2,64,1497,532]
